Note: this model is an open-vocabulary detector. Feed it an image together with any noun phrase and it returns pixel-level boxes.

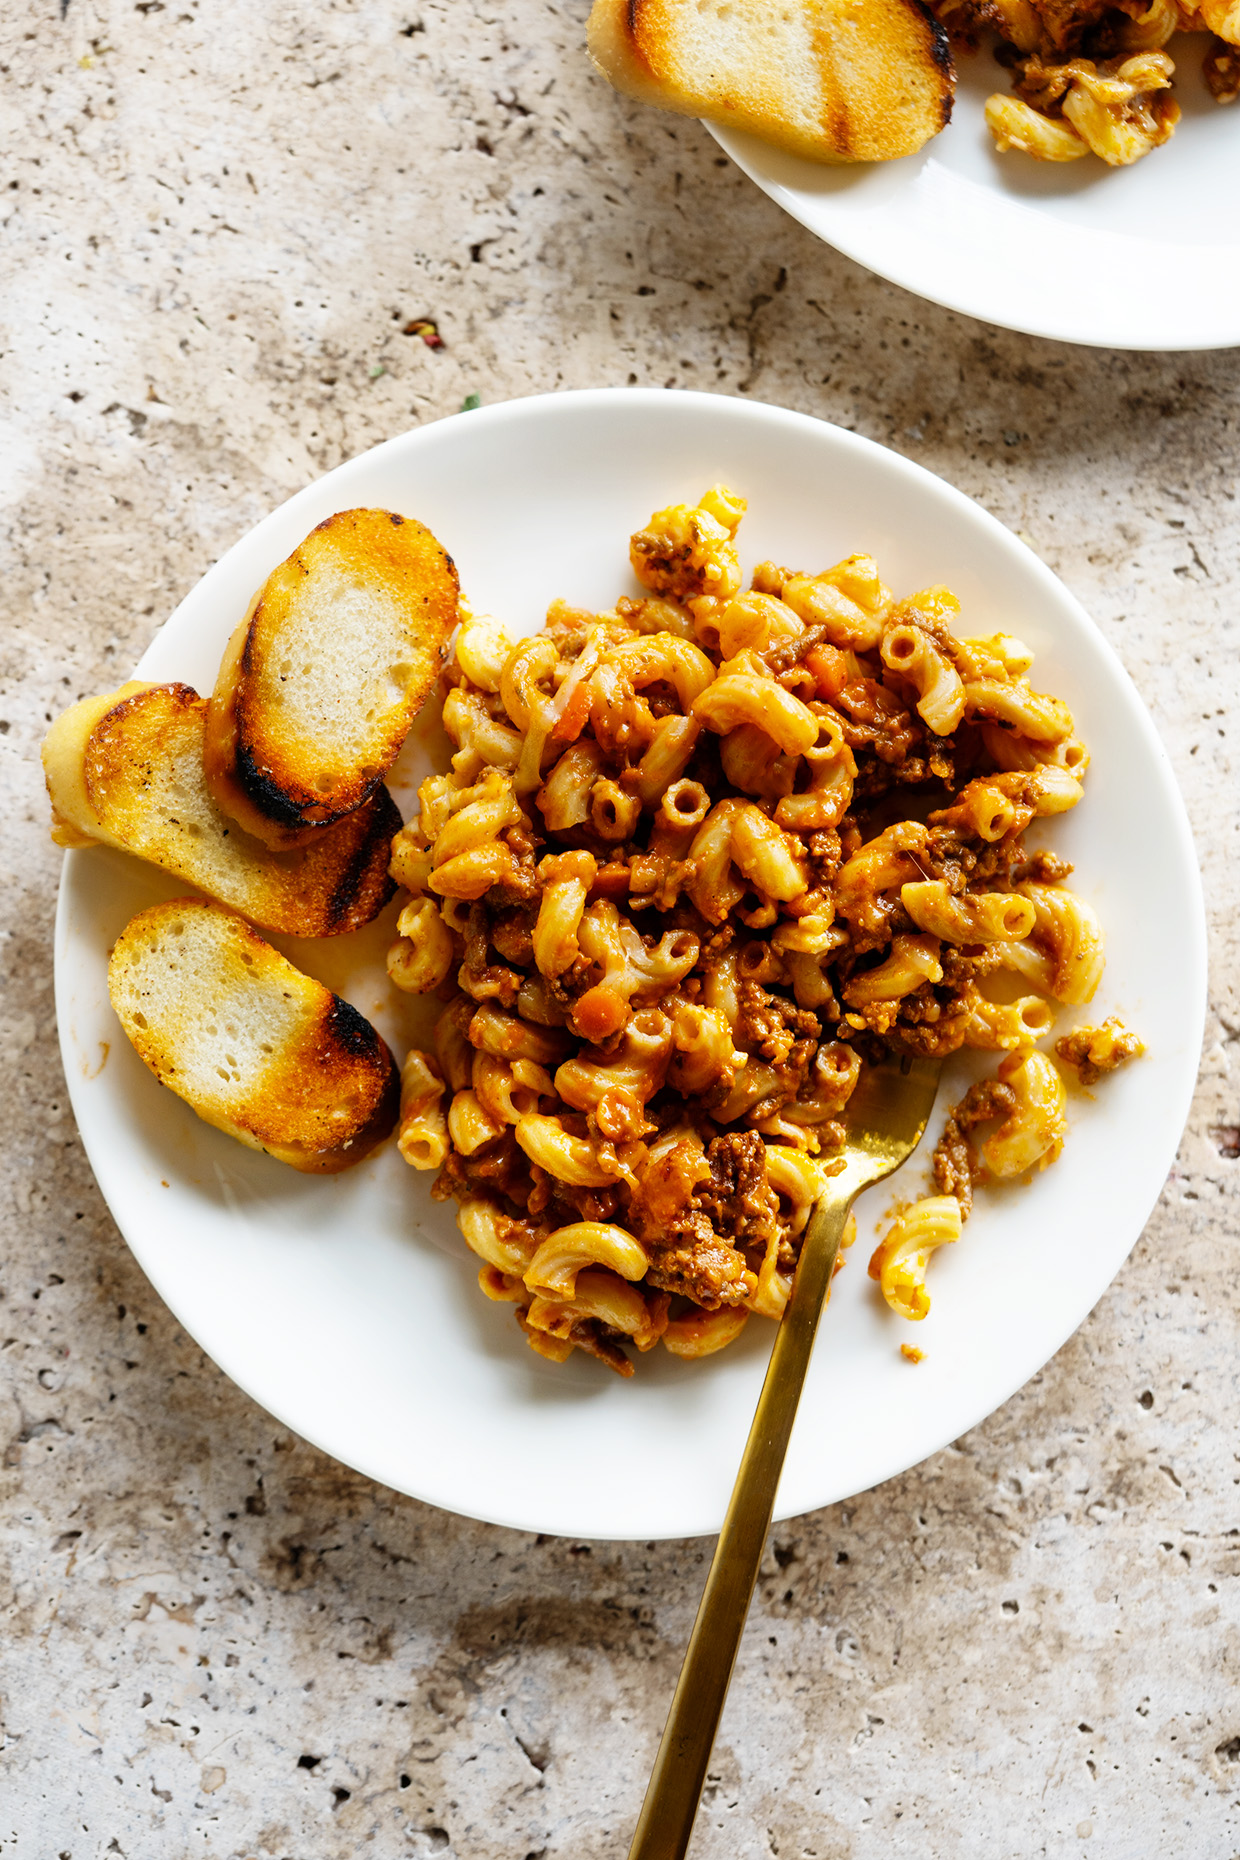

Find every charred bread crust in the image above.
[321,782,401,933]
[919,0,957,121]
[204,508,459,848]
[244,992,401,1173]
[199,590,280,843]
[261,991,401,1172]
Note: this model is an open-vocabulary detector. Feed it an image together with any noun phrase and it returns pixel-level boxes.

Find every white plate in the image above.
[54,388,1205,1540]
[709,32,1240,350]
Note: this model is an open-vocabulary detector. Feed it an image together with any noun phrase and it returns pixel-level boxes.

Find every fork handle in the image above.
[627,1185,856,1860]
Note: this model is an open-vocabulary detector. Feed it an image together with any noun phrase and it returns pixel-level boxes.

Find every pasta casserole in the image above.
[932,0,1239,166]
[387,487,1140,1375]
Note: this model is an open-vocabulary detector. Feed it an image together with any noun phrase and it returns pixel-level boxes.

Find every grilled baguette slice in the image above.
[205,508,459,847]
[42,682,399,938]
[587,0,953,163]
[108,898,399,1173]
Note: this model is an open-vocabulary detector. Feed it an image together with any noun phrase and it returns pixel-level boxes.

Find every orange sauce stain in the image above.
[84,1040,110,1079]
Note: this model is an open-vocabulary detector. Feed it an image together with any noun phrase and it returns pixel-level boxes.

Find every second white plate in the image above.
[710,32,1240,350]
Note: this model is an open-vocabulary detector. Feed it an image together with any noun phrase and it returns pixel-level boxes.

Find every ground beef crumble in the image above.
[932,1078,1019,1219]
[734,982,820,1069]
[634,1131,780,1309]
[1054,1018,1145,1088]
[693,1132,779,1251]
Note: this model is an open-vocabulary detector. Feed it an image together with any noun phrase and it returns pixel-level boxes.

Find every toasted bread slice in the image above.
[587,0,953,163]
[108,898,399,1172]
[204,508,459,847]
[43,682,399,938]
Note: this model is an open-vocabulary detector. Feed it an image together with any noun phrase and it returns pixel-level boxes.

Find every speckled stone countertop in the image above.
[1,3,1238,1855]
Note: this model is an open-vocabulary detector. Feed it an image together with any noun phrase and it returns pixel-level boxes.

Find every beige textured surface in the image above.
[1,3,1238,1855]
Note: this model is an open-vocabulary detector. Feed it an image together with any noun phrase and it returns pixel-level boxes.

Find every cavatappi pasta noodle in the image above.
[388,487,1142,1375]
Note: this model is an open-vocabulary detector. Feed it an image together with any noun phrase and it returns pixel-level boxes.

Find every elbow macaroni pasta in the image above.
[397,1050,449,1172]
[869,1196,962,1321]
[946,0,1217,174]
[384,487,1135,1374]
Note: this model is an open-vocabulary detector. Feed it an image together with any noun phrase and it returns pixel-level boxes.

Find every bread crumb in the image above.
[901,1343,925,1365]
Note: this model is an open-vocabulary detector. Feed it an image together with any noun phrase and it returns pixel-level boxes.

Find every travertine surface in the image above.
[1,3,1238,1855]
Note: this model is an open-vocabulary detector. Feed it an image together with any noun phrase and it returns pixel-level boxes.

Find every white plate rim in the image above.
[706,112,1240,353]
[53,386,1208,1539]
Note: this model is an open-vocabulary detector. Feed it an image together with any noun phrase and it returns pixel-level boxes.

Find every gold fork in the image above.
[627,1051,944,1860]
